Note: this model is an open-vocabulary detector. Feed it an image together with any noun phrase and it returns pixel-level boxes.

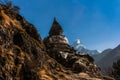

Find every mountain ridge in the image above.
[96,44,120,75]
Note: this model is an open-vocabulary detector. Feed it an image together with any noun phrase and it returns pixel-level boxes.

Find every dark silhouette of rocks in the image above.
[0,3,114,80]
[113,59,120,80]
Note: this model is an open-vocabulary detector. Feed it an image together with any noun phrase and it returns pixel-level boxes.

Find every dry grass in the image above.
[38,69,53,80]
[0,10,23,30]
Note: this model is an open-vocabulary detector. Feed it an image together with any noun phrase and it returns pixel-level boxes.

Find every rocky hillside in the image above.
[0,3,114,80]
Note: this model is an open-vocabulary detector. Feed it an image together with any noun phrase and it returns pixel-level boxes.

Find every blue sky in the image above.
[10,0,120,51]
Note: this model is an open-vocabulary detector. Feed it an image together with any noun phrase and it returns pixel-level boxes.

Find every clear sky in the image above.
[10,0,120,51]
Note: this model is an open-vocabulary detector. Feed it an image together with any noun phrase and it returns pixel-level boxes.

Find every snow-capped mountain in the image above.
[72,39,100,55]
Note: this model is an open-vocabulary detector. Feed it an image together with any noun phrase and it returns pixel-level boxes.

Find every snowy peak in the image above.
[72,39,85,49]
[73,39,81,45]
[72,39,100,55]
[72,39,83,46]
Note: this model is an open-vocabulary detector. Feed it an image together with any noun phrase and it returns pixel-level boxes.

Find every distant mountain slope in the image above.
[96,45,120,75]
[93,48,112,63]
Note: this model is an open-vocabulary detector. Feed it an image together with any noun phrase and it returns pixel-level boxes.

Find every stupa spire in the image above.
[49,17,63,36]
[54,17,57,21]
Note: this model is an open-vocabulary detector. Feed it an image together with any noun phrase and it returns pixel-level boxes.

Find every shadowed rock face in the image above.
[0,4,113,80]
[113,59,120,80]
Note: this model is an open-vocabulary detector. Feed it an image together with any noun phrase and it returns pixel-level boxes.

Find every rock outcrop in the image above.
[0,3,114,80]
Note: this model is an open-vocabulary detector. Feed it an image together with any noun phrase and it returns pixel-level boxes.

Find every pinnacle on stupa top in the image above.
[49,17,63,36]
